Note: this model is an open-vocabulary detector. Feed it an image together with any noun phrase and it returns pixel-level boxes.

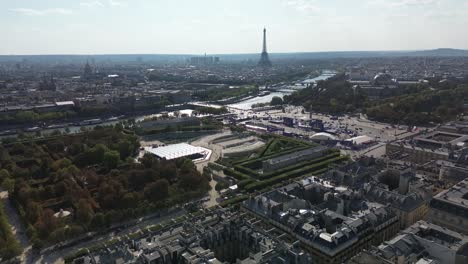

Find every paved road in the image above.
[342,130,423,160]
[341,142,386,159]
[191,131,229,208]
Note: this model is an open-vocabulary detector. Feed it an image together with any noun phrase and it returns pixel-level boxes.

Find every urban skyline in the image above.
[2,1,468,263]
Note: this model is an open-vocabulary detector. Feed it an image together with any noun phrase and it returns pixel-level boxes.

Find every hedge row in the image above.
[258,139,277,157]
[264,139,284,156]
[231,151,340,180]
[219,195,249,207]
[259,152,341,179]
[237,179,256,188]
[238,159,264,170]
[238,145,311,169]
[207,162,225,171]
[263,138,310,156]
[244,156,347,192]
[231,137,309,167]
[234,165,259,178]
[223,168,251,180]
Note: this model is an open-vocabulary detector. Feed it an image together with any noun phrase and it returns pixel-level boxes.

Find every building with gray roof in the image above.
[363,169,432,229]
[387,124,468,165]
[73,208,312,264]
[350,221,468,264]
[242,175,399,264]
[429,178,468,235]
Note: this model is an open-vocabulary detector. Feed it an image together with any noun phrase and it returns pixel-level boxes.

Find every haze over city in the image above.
[2,0,468,55]
[2,0,468,264]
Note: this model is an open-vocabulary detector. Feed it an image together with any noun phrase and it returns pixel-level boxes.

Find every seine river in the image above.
[228,72,336,110]
[227,91,292,110]
[1,72,336,138]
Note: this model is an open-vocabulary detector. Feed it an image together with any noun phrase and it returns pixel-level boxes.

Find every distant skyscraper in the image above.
[258,28,272,67]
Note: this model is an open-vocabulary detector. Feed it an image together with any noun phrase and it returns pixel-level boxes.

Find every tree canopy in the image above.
[284,74,468,125]
[284,74,365,113]
[366,85,468,125]
[270,96,284,106]
[0,126,210,247]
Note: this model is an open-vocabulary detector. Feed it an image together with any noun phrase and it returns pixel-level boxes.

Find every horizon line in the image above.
[0,48,466,57]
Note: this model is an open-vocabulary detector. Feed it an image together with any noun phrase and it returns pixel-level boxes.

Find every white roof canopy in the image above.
[147,143,209,160]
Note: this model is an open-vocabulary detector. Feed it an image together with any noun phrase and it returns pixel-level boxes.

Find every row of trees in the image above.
[193,86,259,101]
[0,202,22,259]
[194,106,228,115]
[0,111,72,126]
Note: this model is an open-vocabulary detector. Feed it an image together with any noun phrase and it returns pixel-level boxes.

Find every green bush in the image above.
[233,165,259,178]
[219,195,249,207]
[237,179,256,188]
[259,152,341,179]
[215,181,229,191]
[232,149,340,181]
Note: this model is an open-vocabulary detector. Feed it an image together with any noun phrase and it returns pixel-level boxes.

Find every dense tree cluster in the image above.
[365,85,468,125]
[194,106,228,115]
[284,74,468,125]
[0,126,210,247]
[284,74,367,113]
[270,96,284,106]
[0,111,74,126]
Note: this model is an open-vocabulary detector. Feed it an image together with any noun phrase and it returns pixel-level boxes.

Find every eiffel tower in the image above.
[258,28,272,67]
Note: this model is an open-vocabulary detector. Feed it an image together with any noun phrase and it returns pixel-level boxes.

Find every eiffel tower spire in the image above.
[258,28,272,67]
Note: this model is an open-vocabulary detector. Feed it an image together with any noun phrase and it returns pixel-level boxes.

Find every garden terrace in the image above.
[218,136,347,195]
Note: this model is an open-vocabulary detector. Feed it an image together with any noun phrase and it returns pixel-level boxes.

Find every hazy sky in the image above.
[1,0,468,55]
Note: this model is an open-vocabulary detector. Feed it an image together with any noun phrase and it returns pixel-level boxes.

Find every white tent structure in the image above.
[310,132,337,141]
[345,135,374,145]
[147,143,210,160]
